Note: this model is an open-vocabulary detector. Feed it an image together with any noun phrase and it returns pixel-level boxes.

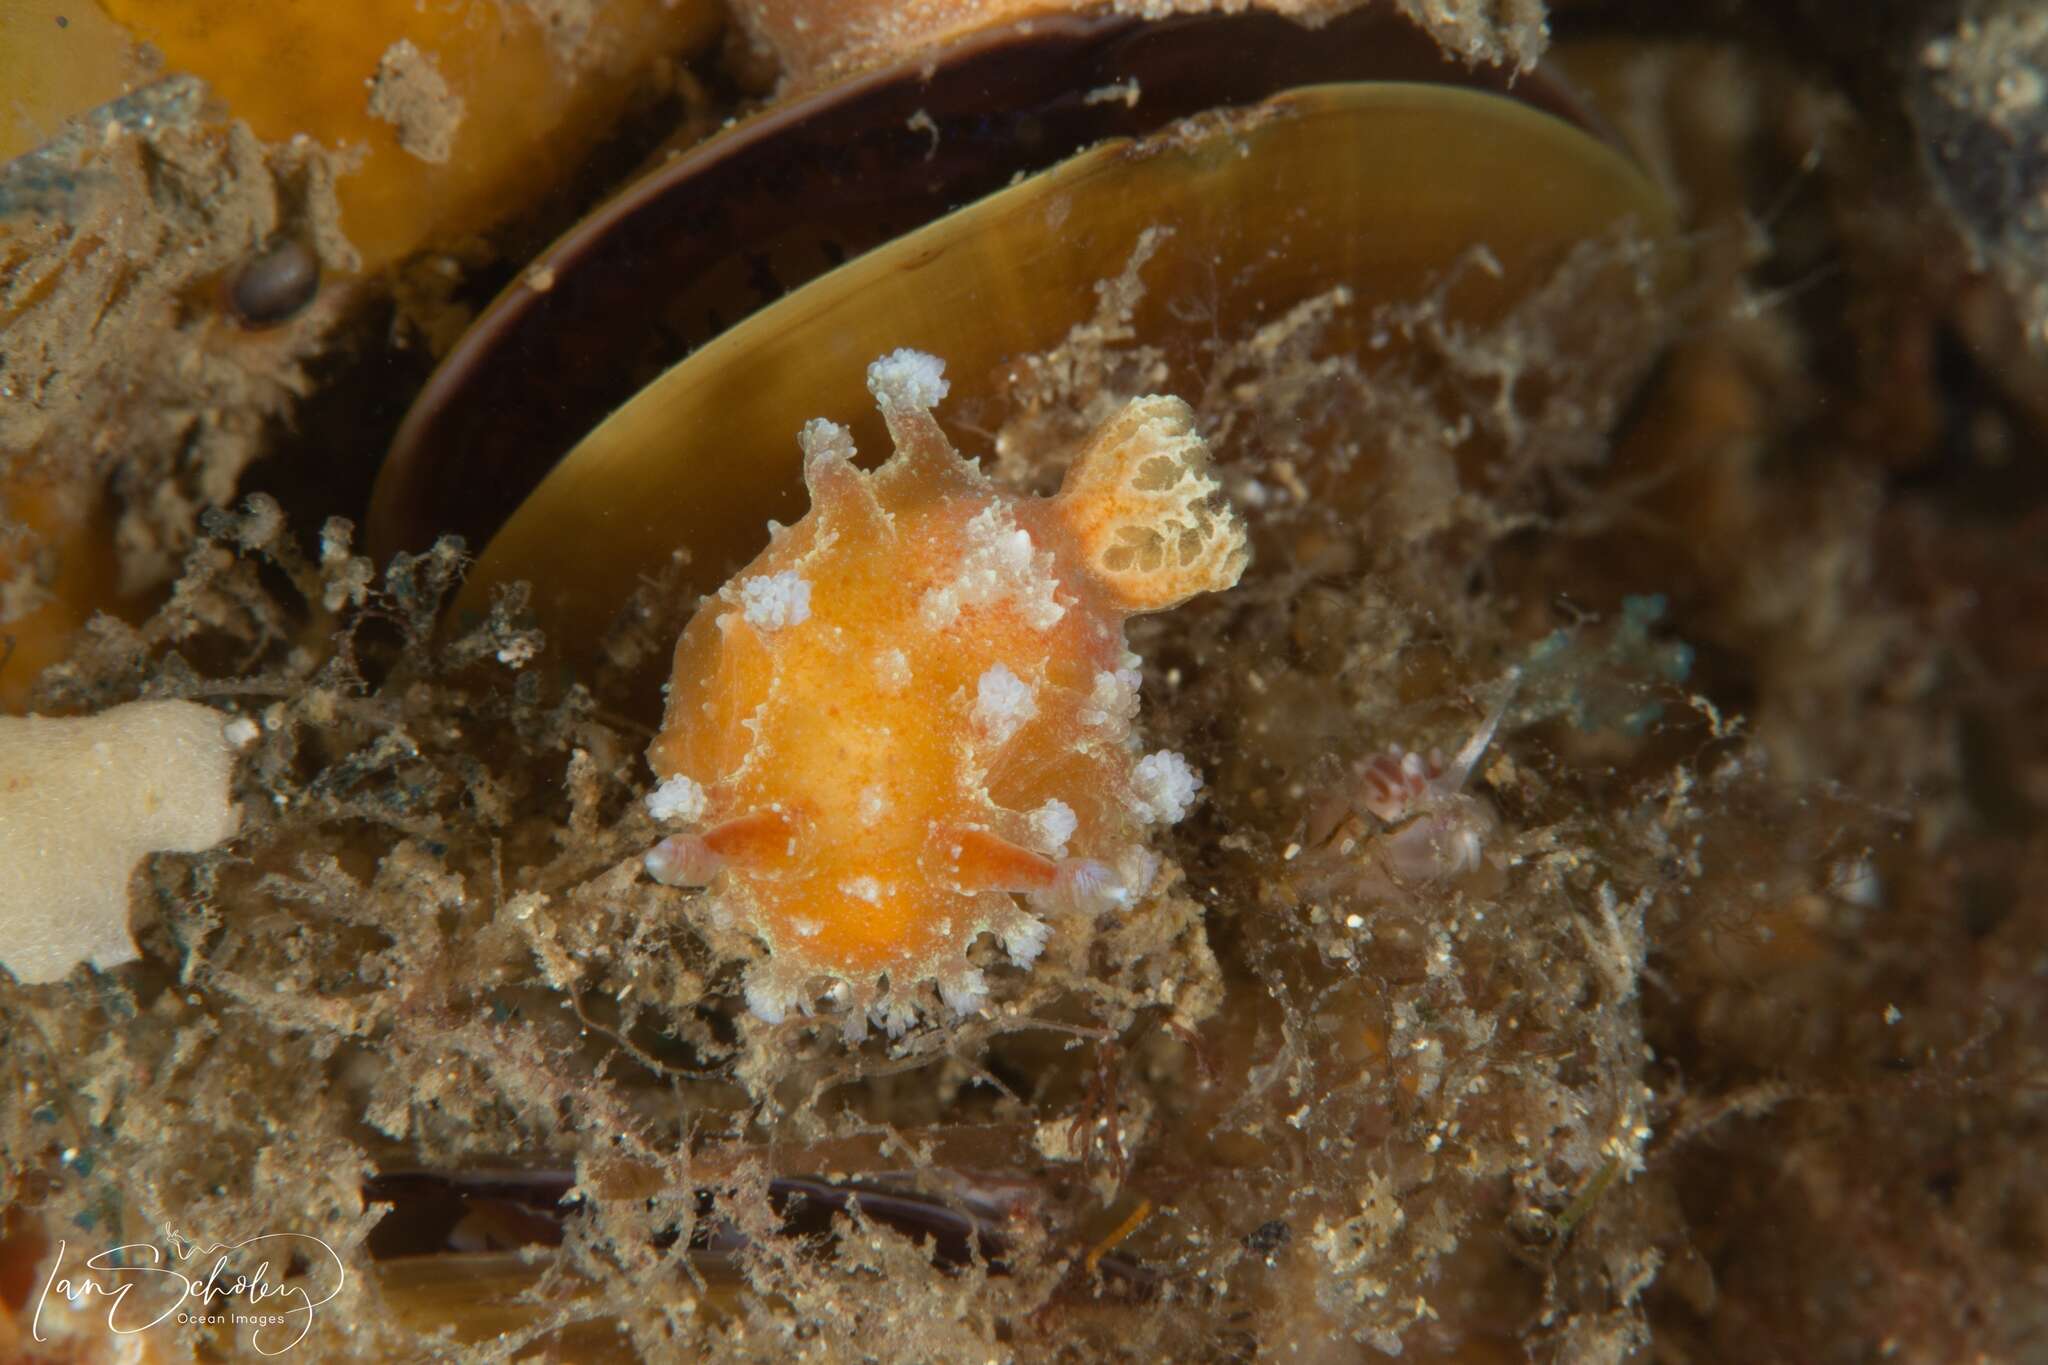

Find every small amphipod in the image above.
[643,349,1247,1034]
[1301,672,1518,901]
[1354,676,1516,888]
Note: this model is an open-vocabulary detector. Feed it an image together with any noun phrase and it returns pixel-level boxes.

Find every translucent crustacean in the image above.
[1306,671,1519,898]
[640,349,1247,1035]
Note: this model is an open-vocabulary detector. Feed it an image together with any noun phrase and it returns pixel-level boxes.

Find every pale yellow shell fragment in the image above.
[0,701,243,984]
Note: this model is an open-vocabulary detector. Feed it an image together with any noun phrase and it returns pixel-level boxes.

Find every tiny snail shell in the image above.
[225,236,321,328]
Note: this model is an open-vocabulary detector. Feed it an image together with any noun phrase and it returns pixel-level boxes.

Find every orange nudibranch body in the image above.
[644,350,1247,1034]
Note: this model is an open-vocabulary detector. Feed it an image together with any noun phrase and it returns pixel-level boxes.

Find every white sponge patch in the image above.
[972,663,1038,745]
[1132,749,1201,825]
[0,701,241,984]
[740,571,812,630]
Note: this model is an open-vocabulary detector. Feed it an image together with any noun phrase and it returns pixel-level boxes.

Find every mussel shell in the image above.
[375,1251,691,1355]
[444,80,1675,683]
[363,1165,1150,1348]
[367,8,1619,565]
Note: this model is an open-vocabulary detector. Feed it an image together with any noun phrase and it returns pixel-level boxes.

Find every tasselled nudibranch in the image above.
[642,349,1248,1036]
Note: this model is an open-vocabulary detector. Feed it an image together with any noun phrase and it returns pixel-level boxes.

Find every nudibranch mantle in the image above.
[643,349,1248,1036]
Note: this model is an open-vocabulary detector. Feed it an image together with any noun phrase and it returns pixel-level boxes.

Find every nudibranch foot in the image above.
[643,348,1247,1034]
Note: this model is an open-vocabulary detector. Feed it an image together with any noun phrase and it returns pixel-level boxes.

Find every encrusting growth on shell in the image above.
[644,348,1247,1034]
[728,0,1391,91]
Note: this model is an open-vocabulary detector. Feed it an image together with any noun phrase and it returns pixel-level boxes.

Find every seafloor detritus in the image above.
[643,349,1247,1033]
[1301,668,1518,899]
[3,0,720,274]
[0,0,720,720]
